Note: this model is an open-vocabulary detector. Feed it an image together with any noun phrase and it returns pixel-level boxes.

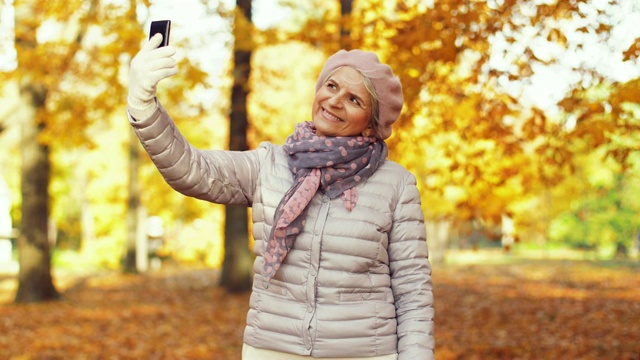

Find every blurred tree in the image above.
[220,0,254,292]
[270,0,640,262]
[548,154,640,257]
[560,79,640,172]
[340,0,353,49]
[10,0,105,303]
[550,77,640,256]
[122,0,144,274]
[373,1,640,260]
[4,0,628,278]
[3,0,209,301]
[278,0,340,49]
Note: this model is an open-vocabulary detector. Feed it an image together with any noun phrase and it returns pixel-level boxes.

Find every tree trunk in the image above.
[220,0,254,292]
[340,0,353,49]
[222,205,253,292]
[614,242,628,260]
[15,81,59,303]
[123,130,141,273]
[121,0,143,273]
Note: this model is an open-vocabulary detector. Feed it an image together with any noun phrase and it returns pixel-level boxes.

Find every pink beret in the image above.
[315,49,403,140]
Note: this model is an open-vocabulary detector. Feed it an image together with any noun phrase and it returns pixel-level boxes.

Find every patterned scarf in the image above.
[263,121,388,280]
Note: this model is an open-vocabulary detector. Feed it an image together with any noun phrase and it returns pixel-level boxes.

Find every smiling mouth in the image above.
[322,108,343,122]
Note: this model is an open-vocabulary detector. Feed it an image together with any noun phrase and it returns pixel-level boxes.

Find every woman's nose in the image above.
[327,93,342,107]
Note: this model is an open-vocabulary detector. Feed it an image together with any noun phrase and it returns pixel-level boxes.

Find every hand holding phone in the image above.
[128,20,178,119]
[149,20,171,47]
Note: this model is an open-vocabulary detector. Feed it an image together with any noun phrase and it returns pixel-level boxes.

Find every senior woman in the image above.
[127,34,434,360]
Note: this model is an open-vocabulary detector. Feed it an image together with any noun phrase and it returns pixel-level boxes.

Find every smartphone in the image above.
[149,20,171,47]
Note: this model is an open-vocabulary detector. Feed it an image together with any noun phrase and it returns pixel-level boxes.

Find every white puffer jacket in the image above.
[129,105,435,360]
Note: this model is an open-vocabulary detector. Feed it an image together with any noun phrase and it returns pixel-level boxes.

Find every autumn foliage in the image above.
[0,0,637,263]
[1,259,639,359]
[0,0,639,339]
[0,268,248,359]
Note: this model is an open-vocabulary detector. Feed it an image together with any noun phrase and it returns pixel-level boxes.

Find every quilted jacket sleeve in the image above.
[128,103,260,206]
[388,171,435,360]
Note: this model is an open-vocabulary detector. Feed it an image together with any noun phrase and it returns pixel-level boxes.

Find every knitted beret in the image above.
[315,49,404,140]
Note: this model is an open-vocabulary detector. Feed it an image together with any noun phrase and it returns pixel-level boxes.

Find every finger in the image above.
[144,33,164,50]
[147,57,177,72]
[149,68,179,84]
[147,45,177,60]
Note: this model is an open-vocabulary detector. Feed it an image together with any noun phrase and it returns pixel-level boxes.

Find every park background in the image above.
[0,0,639,358]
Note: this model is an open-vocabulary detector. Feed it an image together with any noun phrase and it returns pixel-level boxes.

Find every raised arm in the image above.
[126,35,259,206]
[128,104,259,206]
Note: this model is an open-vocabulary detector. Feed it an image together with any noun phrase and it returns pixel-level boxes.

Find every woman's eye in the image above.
[350,97,360,105]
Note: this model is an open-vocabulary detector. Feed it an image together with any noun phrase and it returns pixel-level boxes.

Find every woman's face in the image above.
[312,66,373,137]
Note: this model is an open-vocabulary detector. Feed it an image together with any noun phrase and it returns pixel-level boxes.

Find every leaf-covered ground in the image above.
[1,260,639,360]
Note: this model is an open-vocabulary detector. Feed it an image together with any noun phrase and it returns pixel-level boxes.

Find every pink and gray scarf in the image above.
[263,121,388,280]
